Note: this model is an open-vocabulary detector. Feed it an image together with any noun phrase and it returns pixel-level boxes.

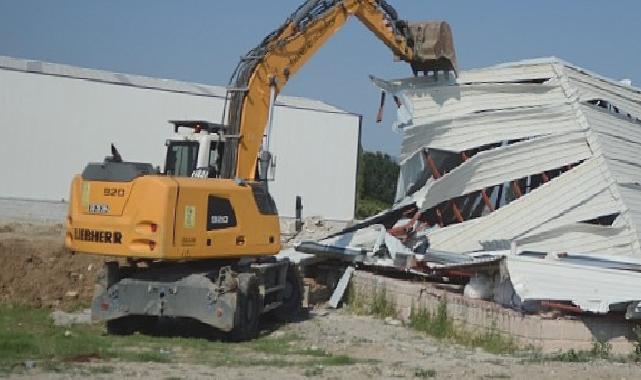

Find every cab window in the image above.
[165,141,199,177]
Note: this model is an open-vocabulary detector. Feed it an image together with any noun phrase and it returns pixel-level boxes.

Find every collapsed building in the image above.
[297,58,641,318]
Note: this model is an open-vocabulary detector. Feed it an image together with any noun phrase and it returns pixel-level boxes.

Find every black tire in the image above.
[272,265,303,322]
[104,261,121,288]
[106,316,135,335]
[93,261,119,299]
[106,315,153,336]
[100,262,141,336]
[229,273,261,341]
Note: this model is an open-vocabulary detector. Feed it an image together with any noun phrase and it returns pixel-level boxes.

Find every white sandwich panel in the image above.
[418,132,592,211]
[406,82,567,123]
[514,223,638,257]
[400,103,583,159]
[565,67,641,119]
[427,159,618,252]
[506,254,641,313]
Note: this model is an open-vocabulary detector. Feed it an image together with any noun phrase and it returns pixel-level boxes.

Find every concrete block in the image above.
[351,270,637,354]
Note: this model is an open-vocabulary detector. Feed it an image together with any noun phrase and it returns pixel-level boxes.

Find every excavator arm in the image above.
[221,0,457,180]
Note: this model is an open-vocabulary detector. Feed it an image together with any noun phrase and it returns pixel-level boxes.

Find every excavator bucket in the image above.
[408,21,458,75]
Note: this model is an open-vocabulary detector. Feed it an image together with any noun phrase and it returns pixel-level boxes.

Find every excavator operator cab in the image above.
[164,120,227,179]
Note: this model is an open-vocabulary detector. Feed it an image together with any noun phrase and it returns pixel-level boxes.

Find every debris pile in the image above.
[296,58,641,318]
[0,223,104,310]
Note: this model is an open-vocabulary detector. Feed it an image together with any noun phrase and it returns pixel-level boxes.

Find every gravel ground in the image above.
[8,310,641,380]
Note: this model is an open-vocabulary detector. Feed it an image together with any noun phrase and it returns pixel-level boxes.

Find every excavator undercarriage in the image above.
[94,258,301,340]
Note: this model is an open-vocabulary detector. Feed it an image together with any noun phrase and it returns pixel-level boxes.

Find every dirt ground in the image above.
[0,222,105,310]
[1,221,641,379]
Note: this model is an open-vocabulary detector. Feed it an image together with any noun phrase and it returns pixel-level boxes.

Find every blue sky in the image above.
[1,0,640,156]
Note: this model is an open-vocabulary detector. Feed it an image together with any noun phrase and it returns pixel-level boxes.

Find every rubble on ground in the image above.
[280,216,350,247]
[51,309,92,326]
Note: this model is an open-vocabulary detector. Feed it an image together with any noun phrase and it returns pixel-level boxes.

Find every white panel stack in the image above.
[376,58,641,258]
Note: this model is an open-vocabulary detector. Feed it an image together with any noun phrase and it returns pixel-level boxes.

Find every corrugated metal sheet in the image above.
[581,105,641,183]
[506,253,641,313]
[523,187,621,237]
[581,105,641,146]
[426,159,618,252]
[606,160,641,185]
[565,67,641,119]
[457,62,556,84]
[406,82,567,123]
[381,57,641,258]
[616,183,641,244]
[372,62,556,90]
[596,133,641,170]
[514,223,638,257]
[418,132,592,210]
[395,150,426,201]
[0,55,27,71]
[313,58,641,306]
[399,103,583,159]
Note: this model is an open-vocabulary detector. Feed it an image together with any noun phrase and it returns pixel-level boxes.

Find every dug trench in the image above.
[1,221,641,379]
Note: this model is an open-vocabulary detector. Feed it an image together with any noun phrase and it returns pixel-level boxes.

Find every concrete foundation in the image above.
[352,270,639,354]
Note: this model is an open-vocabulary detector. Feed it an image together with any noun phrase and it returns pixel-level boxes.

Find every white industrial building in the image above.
[0,55,361,221]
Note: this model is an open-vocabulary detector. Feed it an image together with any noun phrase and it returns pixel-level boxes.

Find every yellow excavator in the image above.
[65,0,457,339]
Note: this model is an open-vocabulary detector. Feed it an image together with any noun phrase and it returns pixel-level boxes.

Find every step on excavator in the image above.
[65,0,457,340]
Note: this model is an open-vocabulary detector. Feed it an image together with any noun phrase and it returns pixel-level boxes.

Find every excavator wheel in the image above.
[93,261,118,299]
[272,264,304,322]
[229,273,261,341]
[97,262,141,336]
[106,316,139,335]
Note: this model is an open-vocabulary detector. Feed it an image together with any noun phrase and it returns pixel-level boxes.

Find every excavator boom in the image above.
[221,0,457,180]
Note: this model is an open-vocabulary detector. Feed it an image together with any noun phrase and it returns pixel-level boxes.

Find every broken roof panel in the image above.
[617,184,641,243]
[514,223,636,257]
[583,106,641,173]
[506,253,641,313]
[292,58,641,315]
[523,188,621,237]
[406,82,567,124]
[418,132,592,210]
[398,103,583,160]
[425,158,622,252]
[378,57,641,258]
[565,68,641,119]
[457,62,556,84]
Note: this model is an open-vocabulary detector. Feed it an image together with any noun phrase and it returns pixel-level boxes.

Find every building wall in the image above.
[270,108,360,220]
[0,64,359,221]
